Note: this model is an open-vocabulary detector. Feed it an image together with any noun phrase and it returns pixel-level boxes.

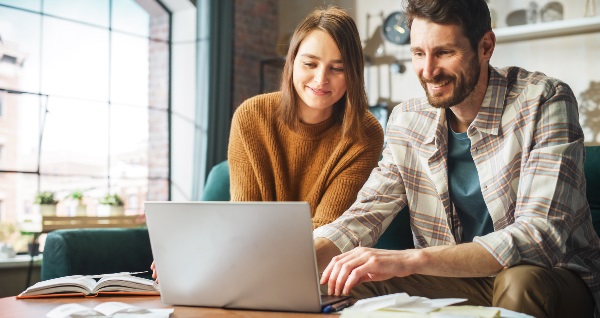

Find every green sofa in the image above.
[41,228,153,280]
[40,146,600,280]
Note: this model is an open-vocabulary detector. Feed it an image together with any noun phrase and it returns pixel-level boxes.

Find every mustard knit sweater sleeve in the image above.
[228,92,384,229]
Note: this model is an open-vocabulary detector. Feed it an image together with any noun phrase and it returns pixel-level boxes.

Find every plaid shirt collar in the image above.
[419,66,508,145]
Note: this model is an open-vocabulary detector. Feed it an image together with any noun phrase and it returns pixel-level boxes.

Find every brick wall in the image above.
[147,14,170,201]
[232,0,281,111]
[146,1,280,200]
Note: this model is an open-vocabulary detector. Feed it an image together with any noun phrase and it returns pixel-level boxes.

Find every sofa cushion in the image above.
[373,207,414,249]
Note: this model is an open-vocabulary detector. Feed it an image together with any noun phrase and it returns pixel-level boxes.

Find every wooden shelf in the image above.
[385,16,600,59]
[19,215,144,234]
[494,16,600,43]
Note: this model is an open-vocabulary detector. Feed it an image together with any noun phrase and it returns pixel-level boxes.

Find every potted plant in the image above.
[97,194,125,216]
[66,190,87,216]
[33,191,58,216]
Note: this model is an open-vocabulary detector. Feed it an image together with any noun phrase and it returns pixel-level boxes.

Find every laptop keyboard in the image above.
[321,294,352,306]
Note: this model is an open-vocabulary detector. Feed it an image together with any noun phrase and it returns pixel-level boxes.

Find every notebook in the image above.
[144,201,349,313]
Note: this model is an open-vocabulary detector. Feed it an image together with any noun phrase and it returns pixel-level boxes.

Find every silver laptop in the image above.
[144,201,348,313]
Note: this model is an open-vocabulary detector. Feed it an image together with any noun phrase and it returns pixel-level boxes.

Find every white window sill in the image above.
[0,255,42,269]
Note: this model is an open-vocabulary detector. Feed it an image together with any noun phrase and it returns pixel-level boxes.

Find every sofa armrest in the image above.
[41,228,153,281]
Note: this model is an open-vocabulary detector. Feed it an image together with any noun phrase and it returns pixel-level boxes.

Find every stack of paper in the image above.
[340,293,534,318]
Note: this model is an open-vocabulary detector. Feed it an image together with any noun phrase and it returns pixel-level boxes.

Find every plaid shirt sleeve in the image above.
[312,107,410,253]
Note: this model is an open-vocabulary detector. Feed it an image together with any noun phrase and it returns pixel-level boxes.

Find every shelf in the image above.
[19,215,143,233]
[0,255,42,269]
[494,15,600,43]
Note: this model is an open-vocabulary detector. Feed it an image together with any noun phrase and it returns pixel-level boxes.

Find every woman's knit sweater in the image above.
[228,92,384,229]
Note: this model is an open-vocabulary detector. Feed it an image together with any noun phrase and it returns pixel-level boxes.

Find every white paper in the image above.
[349,293,466,314]
[112,313,172,318]
[93,302,151,316]
[386,297,468,314]
[495,307,535,318]
[47,302,174,318]
[350,293,410,311]
[46,304,102,318]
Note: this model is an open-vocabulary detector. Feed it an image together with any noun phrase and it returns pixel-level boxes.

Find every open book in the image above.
[17,274,160,299]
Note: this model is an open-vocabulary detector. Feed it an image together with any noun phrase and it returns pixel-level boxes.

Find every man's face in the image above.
[410,18,481,109]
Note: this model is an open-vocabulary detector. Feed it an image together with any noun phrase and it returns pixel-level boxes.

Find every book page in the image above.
[92,275,159,294]
[20,276,97,296]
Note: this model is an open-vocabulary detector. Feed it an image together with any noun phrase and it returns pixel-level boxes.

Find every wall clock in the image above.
[381,11,410,45]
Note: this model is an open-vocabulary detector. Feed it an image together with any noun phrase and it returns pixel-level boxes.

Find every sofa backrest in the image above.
[41,228,153,280]
[585,146,600,234]
[201,160,231,201]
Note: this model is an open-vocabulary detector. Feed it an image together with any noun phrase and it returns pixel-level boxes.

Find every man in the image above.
[314,0,600,317]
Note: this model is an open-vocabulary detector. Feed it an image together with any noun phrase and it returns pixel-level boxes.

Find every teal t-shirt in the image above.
[447,128,494,242]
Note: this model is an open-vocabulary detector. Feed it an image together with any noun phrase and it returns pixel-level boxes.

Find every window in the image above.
[0,1,170,243]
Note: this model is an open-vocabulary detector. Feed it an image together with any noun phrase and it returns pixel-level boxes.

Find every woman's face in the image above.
[293,30,347,124]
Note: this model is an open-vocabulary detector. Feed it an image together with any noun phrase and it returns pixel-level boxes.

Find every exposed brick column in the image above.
[232,0,280,112]
[147,14,170,201]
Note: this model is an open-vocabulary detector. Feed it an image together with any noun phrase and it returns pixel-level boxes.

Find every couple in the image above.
[156,1,600,317]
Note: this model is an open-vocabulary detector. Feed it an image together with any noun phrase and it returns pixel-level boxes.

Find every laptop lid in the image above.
[145,201,323,312]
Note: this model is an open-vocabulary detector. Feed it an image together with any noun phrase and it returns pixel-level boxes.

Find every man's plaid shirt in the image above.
[314,66,600,316]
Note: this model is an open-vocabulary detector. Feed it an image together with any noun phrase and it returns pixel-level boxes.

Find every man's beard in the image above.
[419,58,481,109]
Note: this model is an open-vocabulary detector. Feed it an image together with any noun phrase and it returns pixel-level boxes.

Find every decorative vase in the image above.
[68,203,87,216]
[33,204,57,216]
[97,205,124,217]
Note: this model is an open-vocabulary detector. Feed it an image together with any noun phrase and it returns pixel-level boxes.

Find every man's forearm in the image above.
[414,242,504,277]
[314,237,342,272]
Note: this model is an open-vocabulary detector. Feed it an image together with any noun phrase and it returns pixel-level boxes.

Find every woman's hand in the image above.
[150,261,158,283]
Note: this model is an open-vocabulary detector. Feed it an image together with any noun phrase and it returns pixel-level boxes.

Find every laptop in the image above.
[144,201,349,313]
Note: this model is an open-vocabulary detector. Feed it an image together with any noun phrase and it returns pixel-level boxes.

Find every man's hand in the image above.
[319,242,504,296]
[320,247,420,295]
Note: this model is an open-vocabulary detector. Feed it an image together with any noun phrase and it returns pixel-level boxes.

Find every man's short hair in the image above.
[404,0,492,52]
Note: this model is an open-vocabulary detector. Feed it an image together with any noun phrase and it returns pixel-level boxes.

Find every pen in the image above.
[322,299,352,313]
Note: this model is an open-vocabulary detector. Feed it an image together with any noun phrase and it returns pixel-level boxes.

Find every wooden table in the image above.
[0,295,335,317]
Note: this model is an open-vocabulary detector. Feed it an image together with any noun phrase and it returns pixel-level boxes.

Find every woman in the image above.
[228,6,384,229]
